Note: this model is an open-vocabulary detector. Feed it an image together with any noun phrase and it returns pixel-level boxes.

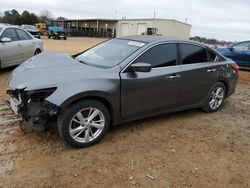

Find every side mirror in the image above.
[130,62,152,73]
[0,37,12,43]
[229,47,234,51]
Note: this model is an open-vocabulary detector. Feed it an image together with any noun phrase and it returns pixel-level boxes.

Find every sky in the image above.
[0,0,250,41]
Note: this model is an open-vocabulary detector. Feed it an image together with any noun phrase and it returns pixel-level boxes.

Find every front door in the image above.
[120,43,181,119]
[0,28,22,66]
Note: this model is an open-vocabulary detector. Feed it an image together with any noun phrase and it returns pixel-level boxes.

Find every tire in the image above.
[34,49,41,55]
[202,82,226,112]
[57,100,110,148]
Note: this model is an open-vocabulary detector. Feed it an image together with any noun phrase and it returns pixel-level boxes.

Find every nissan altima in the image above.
[6,35,238,147]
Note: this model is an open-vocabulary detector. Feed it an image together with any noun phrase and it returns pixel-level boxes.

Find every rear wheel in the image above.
[202,82,226,112]
[34,49,41,55]
[58,100,110,148]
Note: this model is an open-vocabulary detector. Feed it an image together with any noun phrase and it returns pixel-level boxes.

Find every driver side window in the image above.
[134,43,177,68]
[1,28,18,41]
[233,42,250,51]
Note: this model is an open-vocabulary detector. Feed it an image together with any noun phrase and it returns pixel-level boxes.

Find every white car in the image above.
[0,24,43,68]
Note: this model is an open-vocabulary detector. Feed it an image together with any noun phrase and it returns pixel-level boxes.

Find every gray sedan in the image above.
[0,24,43,68]
[6,36,238,148]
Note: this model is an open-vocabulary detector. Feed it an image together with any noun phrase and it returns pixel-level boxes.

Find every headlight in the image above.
[26,87,57,102]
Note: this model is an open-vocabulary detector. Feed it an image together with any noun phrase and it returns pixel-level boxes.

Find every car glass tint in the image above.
[134,44,177,68]
[16,29,32,40]
[181,44,208,64]
[207,49,217,62]
[1,28,18,41]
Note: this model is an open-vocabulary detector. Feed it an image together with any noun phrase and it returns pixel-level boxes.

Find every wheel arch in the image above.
[34,48,42,55]
[217,80,228,96]
[60,93,114,124]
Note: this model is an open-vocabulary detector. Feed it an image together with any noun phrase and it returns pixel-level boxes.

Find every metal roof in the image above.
[118,35,202,45]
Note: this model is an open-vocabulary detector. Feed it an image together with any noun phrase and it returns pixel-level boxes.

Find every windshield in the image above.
[75,39,145,68]
[23,25,36,30]
[0,27,2,33]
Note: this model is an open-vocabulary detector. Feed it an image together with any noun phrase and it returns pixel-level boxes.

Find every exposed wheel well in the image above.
[63,96,114,124]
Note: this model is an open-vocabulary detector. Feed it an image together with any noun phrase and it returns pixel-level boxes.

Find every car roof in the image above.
[118,35,204,46]
[0,24,21,29]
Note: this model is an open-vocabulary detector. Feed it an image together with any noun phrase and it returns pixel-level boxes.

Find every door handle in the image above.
[207,68,216,73]
[17,44,22,47]
[167,75,181,79]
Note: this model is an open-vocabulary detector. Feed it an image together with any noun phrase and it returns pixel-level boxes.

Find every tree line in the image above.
[190,36,232,46]
[0,9,53,25]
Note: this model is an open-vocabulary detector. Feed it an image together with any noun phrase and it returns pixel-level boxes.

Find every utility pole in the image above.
[152,11,156,28]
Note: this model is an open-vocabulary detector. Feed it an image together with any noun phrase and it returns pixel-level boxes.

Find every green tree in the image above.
[1,9,39,25]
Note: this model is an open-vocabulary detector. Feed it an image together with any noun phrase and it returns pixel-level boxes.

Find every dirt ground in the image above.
[0,37,250,188]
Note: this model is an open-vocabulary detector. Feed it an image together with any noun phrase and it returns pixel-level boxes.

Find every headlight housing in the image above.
[26,87,57,102]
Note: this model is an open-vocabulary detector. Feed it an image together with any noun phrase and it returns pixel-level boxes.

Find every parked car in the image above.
[6,36,238,148]
[0,24,43,68]
[217,41,250,68]
[48,27,67,40]
[21,24,41,39]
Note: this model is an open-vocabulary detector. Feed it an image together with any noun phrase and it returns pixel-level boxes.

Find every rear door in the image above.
[178,43,219,106]
[0,28,22,67]
[15,28,34,60]
[120,43,182,119]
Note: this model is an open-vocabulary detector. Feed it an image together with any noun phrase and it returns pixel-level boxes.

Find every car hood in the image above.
[7,51,108,91]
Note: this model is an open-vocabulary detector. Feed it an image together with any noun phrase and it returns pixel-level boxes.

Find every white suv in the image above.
[0,24,43,68]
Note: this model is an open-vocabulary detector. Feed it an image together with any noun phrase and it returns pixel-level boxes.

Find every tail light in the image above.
[230,64,239,73]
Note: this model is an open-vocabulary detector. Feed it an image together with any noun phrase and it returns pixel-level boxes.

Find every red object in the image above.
[230,64,239,73]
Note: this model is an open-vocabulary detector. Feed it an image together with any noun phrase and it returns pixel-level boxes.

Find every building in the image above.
[49,18,191,39]
[117,18,191,38]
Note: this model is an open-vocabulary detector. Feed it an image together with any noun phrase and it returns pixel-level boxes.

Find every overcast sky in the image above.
[1,0,249,41]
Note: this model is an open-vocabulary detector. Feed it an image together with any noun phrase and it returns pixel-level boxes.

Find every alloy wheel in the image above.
[209,86,225,110]
[69,108,105,143]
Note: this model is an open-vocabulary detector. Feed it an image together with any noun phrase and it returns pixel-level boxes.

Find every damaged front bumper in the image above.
[6,88,59,132]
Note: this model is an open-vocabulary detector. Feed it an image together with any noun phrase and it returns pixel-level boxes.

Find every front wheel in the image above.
[58,100,110,148]
[202,82,226,112]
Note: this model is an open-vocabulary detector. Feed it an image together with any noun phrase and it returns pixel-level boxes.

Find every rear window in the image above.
[207,49,217,62]
[16,29,32,40]
[180,44,208,64]
[207,49,225,62]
